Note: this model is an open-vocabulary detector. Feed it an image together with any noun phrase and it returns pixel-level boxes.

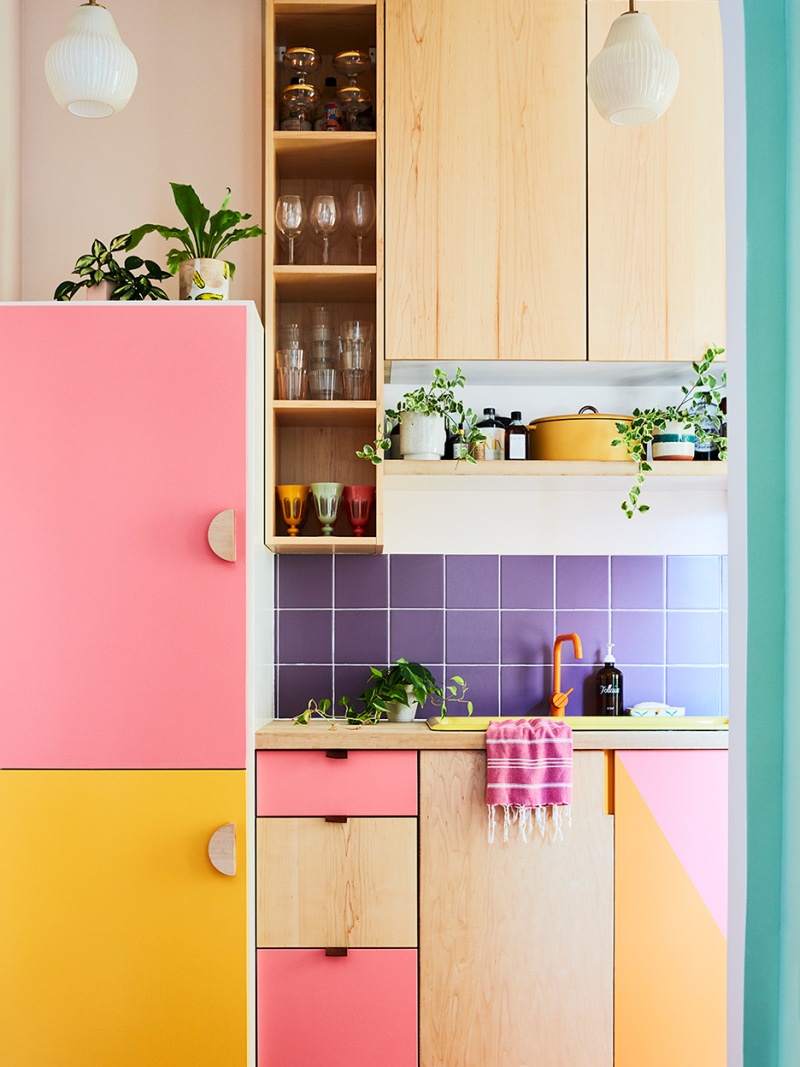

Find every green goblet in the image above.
[310,482,344,536]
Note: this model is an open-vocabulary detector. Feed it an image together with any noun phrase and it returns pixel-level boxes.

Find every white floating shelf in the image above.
[384,360,726,387]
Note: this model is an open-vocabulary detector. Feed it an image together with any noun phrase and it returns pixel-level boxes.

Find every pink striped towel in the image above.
[486,718,573,843]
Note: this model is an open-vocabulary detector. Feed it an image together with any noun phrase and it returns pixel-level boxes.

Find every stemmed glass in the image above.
[345,185,376,265]
[281,47,319,129]
[333,50,372,131]
[309,194,341,266]
[275,194,305,265]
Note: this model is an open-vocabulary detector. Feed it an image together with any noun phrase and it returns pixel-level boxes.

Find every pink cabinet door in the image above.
[257,750,418,815]
[258,949,417,1066]
[0,305,249,769]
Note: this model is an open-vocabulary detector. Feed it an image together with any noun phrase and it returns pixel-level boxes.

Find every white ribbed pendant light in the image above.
[587,1,679,126]
[45,0,138,118]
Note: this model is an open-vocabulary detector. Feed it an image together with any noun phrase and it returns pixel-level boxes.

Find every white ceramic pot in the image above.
[385,684,419,723]
[179,258,230,301]
[651,420,696,460]
[398,411,446,461]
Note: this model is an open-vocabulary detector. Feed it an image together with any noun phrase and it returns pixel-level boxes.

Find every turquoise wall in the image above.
[743,0,793,1062]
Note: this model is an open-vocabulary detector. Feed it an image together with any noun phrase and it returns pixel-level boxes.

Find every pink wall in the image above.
[19,0,263,313]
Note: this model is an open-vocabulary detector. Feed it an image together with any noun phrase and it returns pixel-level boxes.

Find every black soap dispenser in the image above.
[596,643,624,716]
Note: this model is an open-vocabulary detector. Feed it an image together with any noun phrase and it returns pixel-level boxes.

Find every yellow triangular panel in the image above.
[615,759,726,1067]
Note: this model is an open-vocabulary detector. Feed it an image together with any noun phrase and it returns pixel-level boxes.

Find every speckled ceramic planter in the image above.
[399,411,446,461]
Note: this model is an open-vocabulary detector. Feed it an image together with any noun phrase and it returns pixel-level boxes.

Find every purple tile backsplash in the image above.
[274,554,728,719]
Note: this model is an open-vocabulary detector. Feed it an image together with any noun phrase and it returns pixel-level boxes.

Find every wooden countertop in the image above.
[255,720,729,751]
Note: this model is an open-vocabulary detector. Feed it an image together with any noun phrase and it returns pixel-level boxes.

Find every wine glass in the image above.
[275,194,305,265]
[333,50,372,130]
[345,185,376,265]
[281,48,320,129]
[309,194,341,266]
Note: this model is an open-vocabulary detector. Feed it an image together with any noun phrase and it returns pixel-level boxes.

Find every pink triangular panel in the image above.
[618,750,727,937]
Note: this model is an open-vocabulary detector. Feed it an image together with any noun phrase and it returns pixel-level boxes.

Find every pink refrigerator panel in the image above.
[0,305,248,769]
[256,750,418,815]
[258,949,418,1066]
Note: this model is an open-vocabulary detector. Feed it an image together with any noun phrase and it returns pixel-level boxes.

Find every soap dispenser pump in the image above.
[596,643,624,716]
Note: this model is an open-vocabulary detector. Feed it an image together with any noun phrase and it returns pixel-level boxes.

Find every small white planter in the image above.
[652,420,696,461]
[385,684,420,723]
[399,411,446,461]
[179,258,230,301]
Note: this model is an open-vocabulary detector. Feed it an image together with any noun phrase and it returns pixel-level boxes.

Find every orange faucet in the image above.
[551,633,583,716]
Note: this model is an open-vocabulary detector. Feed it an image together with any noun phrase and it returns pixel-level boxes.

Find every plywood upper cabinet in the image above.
[385,0,587,362]
[588,0,726,361]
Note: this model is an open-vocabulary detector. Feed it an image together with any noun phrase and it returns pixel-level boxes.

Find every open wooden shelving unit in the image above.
[265,0,384,554]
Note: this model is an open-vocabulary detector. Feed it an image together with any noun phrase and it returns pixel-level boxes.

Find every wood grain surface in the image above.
[419,749,613,1066]
[385,0,586,362]
[587,0,726,361]
[257,816,417,947]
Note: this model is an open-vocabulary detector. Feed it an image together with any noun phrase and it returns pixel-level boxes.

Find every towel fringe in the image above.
[487,802,571,844]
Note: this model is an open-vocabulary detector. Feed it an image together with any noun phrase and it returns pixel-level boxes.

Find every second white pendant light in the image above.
[587,1,679,127]
[45,0,138,118]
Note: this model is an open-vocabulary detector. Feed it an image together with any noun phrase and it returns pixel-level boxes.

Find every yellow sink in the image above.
[427,715,729,731]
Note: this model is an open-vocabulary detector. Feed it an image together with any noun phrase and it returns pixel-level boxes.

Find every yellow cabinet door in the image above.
[0,770,246,1067]
[587,0,726,361]
[385,0,587,362]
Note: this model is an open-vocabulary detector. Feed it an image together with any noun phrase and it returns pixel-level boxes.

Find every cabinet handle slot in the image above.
[324,815,348,823]
[325,947,348,957]
[325,749,348,759]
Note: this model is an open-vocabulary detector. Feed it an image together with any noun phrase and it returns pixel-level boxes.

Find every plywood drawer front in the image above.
[256,750,418,816]
[257,816,417,947]
[258,949,418,1066]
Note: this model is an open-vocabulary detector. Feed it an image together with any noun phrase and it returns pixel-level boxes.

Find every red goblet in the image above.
[343,485,375,536]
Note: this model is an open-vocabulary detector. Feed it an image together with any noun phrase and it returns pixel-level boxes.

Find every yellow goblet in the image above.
[276,484,309,536]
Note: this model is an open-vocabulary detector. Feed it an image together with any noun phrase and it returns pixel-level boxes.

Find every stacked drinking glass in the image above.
[308,306,342,400]
[275,322,306,399]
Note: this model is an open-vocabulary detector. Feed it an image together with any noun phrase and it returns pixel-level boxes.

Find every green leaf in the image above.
[638,504,650,513]
[124,255,144,271]
[53,280,76,300]
[91,239,107,259]
[170,182,210,253]
[109,233,130,252]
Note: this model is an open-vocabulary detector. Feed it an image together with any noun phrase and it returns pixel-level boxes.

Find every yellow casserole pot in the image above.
[526,406,633,461]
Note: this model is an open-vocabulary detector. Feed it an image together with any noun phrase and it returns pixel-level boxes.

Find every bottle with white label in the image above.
[477,408,505,461]
[505,410,527,460]
[596,644,624,716]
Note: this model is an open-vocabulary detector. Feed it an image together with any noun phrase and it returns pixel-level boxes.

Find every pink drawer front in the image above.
[258,949,417,1067]
[256,750,417,816]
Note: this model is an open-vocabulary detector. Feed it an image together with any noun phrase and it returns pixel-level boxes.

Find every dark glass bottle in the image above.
[477,408,505,461]
[451,427,468,460]
[596,644,624,716]
[693,397,726,461]
[505,410,527,460]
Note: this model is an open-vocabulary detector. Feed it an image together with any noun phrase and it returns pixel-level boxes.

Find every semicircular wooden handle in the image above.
[208,509,236,561]
[208,822,236,876]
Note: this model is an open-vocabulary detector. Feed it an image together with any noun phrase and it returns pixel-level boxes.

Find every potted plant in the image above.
[358,367,485,463]
[612,346,727,517]
[126,183,265,301]
[54,235,171,302]
[294,658,474,726]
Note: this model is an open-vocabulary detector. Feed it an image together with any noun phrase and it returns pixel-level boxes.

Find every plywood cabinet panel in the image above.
[587,0,726,361]
[385,0,586,362]
[257,816,417,947]
[419,749,613,1066]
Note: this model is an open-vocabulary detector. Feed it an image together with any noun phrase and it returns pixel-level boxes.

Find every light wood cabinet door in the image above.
[587,0,726,361]
[257,816,417,947]
[0,769,247,1067]
[420,749,613,1067]
[385,0,587,362]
